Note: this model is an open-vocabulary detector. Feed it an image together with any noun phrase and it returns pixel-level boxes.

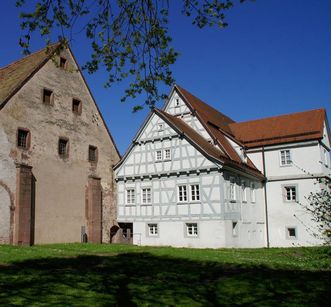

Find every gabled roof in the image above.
[0,42,121,158]
[154,109,264,180]
[173,85,251,165]
[230,109,327,148]
[0,42,61,109]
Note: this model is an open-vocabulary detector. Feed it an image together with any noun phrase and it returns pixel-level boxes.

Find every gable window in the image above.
[72,98,82,115]
[157,123,164,131]
[141,188,152,204]
[175,98,180,107]
[164,149,171,160]
[155,150,162,161]
[148,224,158,236]
[17,128,30,149]
[286,227,297,239]
[190,184,200,202]
[126,189,135,205]
[229,182,236,202]
[42,89,54,105]
[88,145,98,162]
[59,57,67,69]
[178,185,188,203]
[186,223,198,237]
[58,138,69,158]
[284,186,297,202]
[280,149,292,166]
[250,183,256,203]
[232,221,239,237]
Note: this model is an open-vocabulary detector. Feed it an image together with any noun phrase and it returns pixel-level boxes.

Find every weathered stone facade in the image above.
[0,46,120,244]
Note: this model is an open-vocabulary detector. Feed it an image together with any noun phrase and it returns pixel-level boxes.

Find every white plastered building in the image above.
[114,85,330,248]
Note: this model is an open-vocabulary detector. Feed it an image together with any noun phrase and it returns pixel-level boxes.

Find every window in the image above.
[141,188,152,204]
[58,138,69,157]
[42,89,53,105]
[17,129,30,149]
[284,186,297,202]
[59,57,67,69]
[186,223,198,237]
[242,184,247,203]
[190,184,200,202]
[72,98,82,115]
[148,224,158,236]
[175,98,180,106]
[229,182,236,202]
[126,189,135,205]
[251,184,256,203]
[280,149,292,166]
[88,145,98,162]
[232,221,239,237]
[157,123,164,131]
[286,227,297,239]
[155,150,162,161]
[164,149,171,160]
[324,149,329,166]
[178,185,188,203]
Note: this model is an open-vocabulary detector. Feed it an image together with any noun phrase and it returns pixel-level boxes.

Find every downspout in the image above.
[262,147,270,248]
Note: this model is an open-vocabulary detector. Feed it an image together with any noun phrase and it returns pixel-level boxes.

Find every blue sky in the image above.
[1,0,330,154]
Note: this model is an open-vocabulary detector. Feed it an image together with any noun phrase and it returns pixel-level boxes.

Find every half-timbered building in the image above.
[114,85,330,248]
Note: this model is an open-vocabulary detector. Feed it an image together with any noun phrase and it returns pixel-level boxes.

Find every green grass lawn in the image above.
[0,244,330,306]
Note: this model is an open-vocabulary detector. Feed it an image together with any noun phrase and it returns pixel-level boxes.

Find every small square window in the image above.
[88,145,98,162]
[155,150,162,161]
[59,57,67,69]
[126,189,135,205]
[186,223,198,237]
[17,129,30,149]
[58,138,69,158]
[157,124,164,131]
[148,224,158,236]
[284,186,297,202]
[286,227,297,239]
[280,150,292,166]
[72,98,82,115]
[43,89,53,105]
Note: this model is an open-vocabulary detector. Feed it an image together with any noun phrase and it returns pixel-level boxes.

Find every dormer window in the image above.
[42,89,54,105]
[59,57,67,69]
[72,98,82,115]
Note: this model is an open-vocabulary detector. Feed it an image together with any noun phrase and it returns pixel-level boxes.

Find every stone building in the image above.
[0,43,120,245]
[114,85,330,248]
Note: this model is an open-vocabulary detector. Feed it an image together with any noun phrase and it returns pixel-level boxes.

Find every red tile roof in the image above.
[230,109,326,148]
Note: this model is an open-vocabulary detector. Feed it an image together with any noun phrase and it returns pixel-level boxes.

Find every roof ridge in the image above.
[0,42,60,71]
[231,108,325,126]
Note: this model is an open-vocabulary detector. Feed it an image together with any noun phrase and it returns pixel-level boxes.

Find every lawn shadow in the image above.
[0,252,330,306]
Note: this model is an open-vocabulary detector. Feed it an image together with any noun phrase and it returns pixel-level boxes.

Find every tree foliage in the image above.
[16,0,246,110]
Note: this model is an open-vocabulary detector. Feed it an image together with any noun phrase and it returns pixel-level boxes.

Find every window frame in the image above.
[190,184,200,202]
[59,57,67,69]
[286,227,297,240]
[58,137,69,158]
[229,182,236,202]
[280,149,292,166]
[88,145,98,163]
[155,150,162,162]
[185,223,198,237]
[147,223,159,237]
[17,128,31,150]
[141,187,152,205]
[232,221,239,237]
[42,88,54,106]
[126,188,135,205]
[164,148,171,160]
[177,185,188,203]
[72,98,82,115]
[283,185,297,202]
